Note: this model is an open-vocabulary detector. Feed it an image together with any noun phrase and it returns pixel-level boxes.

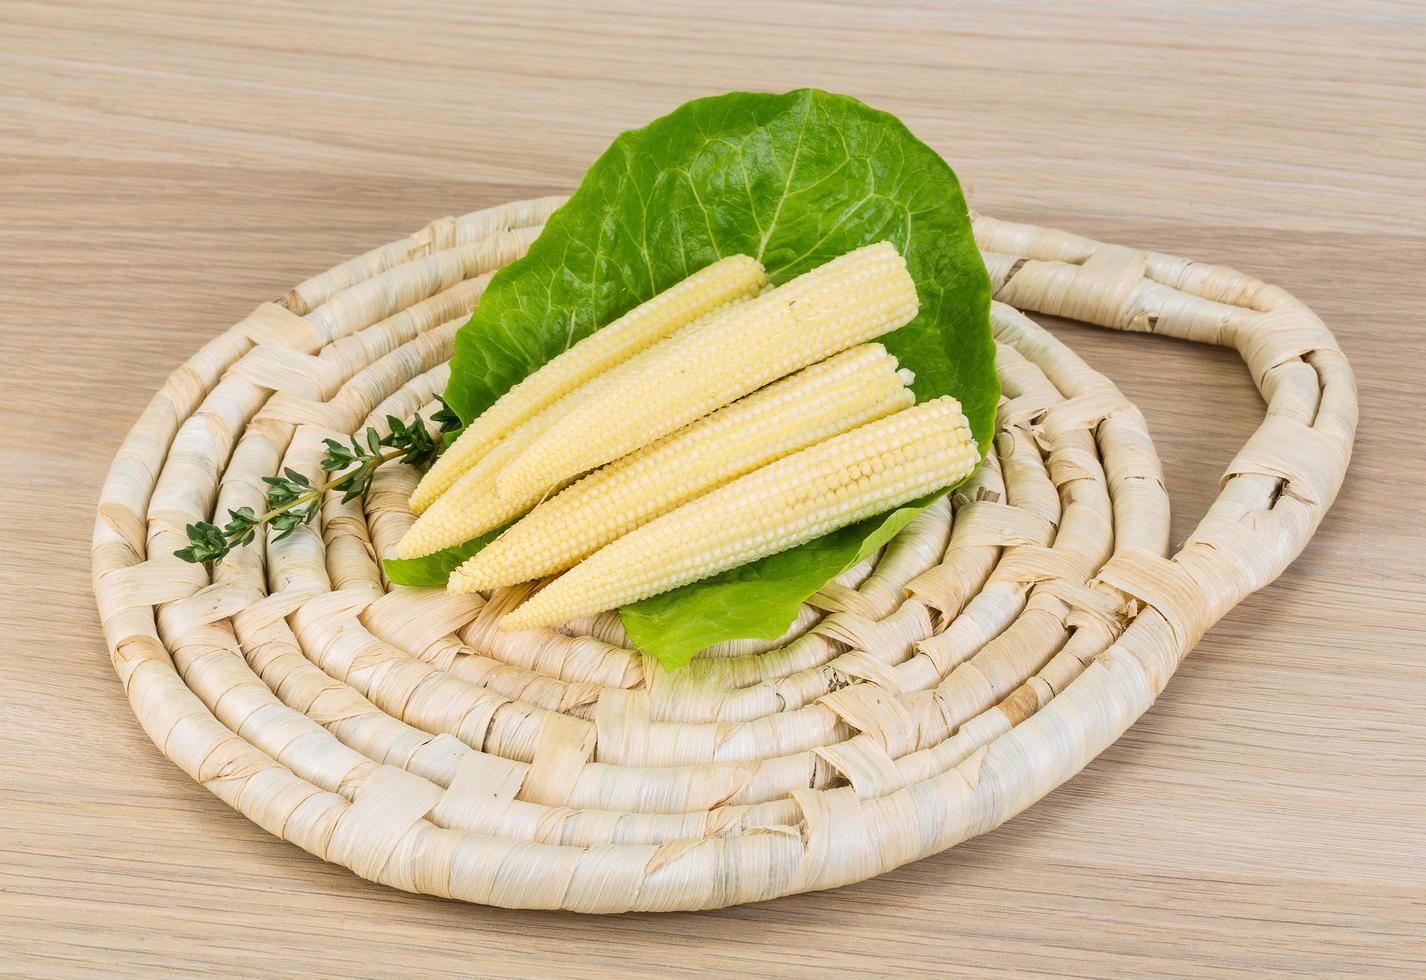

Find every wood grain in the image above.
[1,1,1422,974]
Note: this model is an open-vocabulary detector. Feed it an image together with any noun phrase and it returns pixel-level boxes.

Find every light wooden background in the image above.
[2,2,1423,975]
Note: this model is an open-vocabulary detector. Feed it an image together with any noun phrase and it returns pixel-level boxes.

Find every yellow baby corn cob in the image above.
[410,254,766,514]
[492,396,977,630]
[397,290,761,558]
[493,241,919,506]
[448,344,915,591]
[393,399,566,558]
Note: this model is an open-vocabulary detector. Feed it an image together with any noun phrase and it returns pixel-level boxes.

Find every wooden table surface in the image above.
[2,2,1422,975]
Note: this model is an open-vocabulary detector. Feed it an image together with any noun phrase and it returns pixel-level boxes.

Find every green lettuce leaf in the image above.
[439,88,996,669]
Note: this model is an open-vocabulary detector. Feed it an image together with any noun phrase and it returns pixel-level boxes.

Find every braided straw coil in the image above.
[91,198,1356,912]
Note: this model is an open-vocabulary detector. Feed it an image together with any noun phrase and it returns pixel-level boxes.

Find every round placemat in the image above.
[92,198,1356,912]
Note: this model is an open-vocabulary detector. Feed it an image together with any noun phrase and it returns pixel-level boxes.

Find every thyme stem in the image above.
[175,402,460,566]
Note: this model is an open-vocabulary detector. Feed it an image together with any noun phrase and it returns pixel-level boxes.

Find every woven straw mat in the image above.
[91,197,1357,913]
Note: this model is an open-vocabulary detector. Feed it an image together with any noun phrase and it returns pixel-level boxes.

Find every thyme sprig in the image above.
[175,402,460,566]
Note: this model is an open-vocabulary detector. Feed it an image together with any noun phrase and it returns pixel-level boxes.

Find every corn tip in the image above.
[496,608,535,631]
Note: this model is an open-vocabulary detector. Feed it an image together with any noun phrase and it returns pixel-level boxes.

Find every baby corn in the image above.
[397,290,761,558]
[393,398,566,559]
[409,254,766,514]
[448,344,915,591]
[493,242,919,505]
[493,396,977,630]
